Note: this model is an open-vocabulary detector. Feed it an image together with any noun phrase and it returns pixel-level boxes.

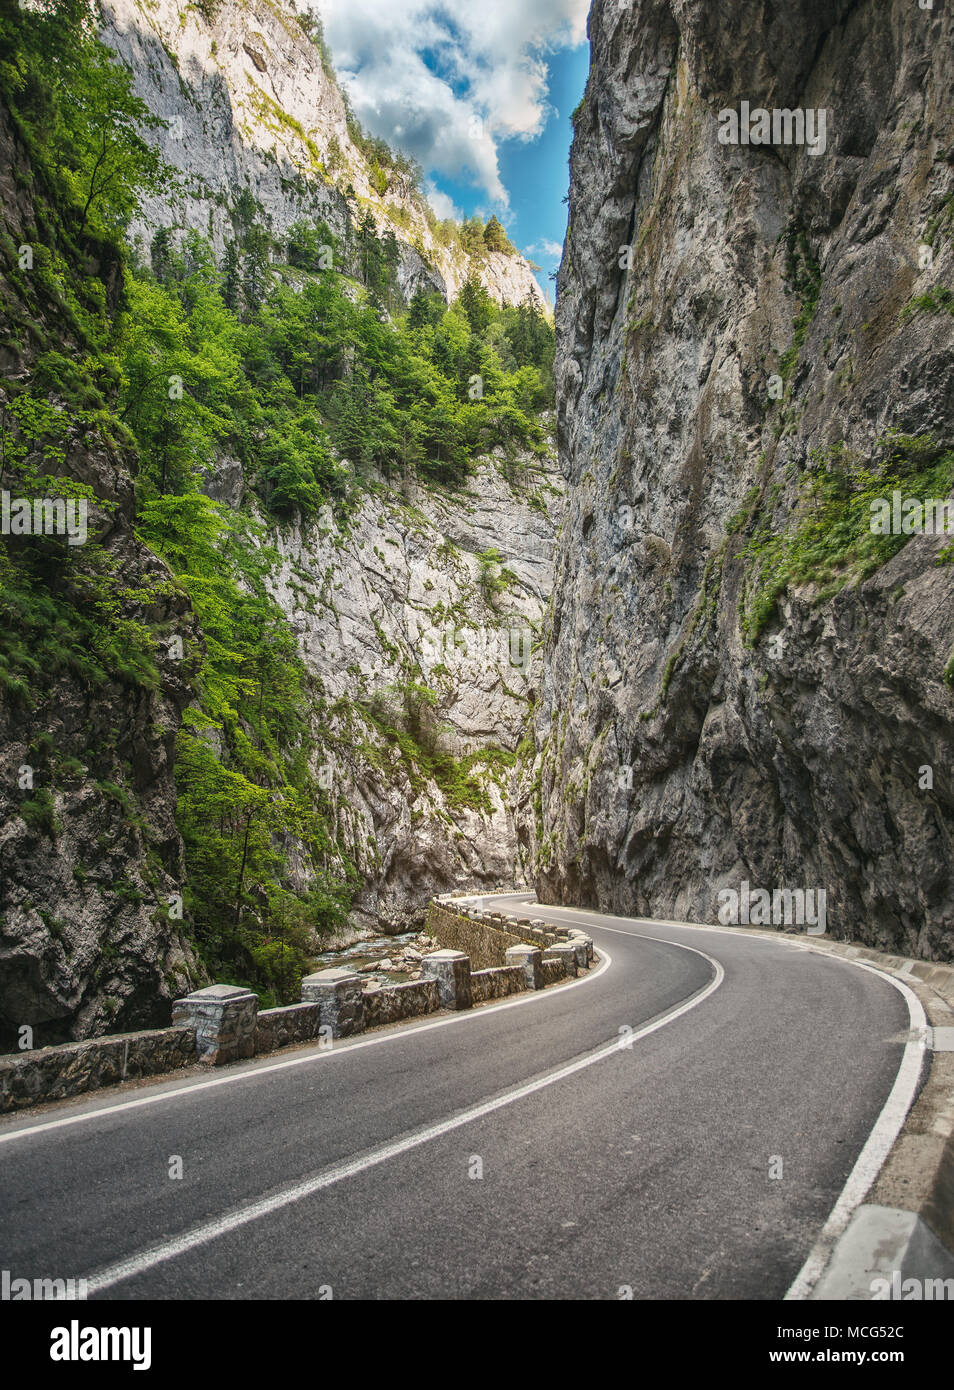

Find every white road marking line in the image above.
[504,900,928,1303]
[783,964,927,1300]
[80,943,723,1296]
[0,946,612,1148]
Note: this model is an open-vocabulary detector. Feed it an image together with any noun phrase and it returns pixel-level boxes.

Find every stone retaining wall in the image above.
[363,978,440,1028]
[0,1025,196,1114]
[426,902,531,967]
[470,965,528,1003]
[538,959,567,988]
[254,1002,322,1055]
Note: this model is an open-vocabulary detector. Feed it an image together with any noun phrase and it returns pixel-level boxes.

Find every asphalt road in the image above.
[0,901,912,1300]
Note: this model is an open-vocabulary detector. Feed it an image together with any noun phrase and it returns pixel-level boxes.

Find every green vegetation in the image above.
[0,398,164,702]
[477,548,517,609]
[137,492,357,1002]
[129,224,554,512]
[0,0,556,1006]
[360,681,498,814]
[777,219,822,383]
[0,0,357,1004]
[425,209,523,263]
[18,788,60,838]
[0,0,166,239]
[901,285,954,319]
[738,435,954,642]
[481,215,516,256]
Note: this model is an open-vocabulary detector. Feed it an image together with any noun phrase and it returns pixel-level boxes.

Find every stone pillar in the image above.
[505,943,544,990]
[300,969,365,1038]
[569,932,594,966]
[565,935,591,970]
[543,943,579,977]
[422,949,472,1010]
[172,984,259,1066]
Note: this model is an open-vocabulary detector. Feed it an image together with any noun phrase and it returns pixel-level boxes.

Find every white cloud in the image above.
[314,0,588,207]
[425,181,462,222]
[527,238,564,259]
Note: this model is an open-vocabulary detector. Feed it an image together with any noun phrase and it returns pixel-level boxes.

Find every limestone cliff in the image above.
[527,0,954,959]
[94,0,560,937]
[259,454,561,935]
[101,0,546,309]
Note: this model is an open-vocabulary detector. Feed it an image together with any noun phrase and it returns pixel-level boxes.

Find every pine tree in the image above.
[150,226,173,285]
[483,215,514,255]
[221,238,241,313]
[241,227,270,318]
[408,286,431,330]
[459,275,493,336]
[356,210,379,289]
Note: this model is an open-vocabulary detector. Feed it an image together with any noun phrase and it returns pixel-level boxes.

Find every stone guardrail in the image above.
[0,902,596,1114]
[0,1025,198,1115]
[426,896,591,964]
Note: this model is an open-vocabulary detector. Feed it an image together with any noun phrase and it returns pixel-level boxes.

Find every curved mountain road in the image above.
[0,901,918,1300]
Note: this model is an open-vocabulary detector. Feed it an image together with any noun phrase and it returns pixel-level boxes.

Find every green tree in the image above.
[241,225,270,318]
[57,34,166,233]
[221,238,241,313]
[150,226,173,285]
[458,275,493,336]
[483,215,515,255]
[1,0,168,237]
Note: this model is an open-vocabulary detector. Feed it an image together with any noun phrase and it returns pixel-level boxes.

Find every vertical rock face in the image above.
[0,0,559,1042]
[0,103,202,1049]
[101,0,546,308]
[258,453,563,934]
[529,0,954,959]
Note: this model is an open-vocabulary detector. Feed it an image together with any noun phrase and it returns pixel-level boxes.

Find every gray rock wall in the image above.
[0,101,204,1051]
[96,0,564,943]
[101,0,546,309]
[258,456,563,935]
[0,0,562,1048]
[527,0,954,960]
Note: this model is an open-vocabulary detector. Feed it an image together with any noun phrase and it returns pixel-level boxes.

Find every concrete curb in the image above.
[810,1205,954,1299]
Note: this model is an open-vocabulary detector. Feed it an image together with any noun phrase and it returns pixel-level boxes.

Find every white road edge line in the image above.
[783,961,927,1300]
[510,899,930,1303]
[0,941,614,1148]
[79,941,723,1296]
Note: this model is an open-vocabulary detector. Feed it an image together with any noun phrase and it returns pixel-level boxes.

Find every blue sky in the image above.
[313,0,591,299]
[434,44,591,299]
